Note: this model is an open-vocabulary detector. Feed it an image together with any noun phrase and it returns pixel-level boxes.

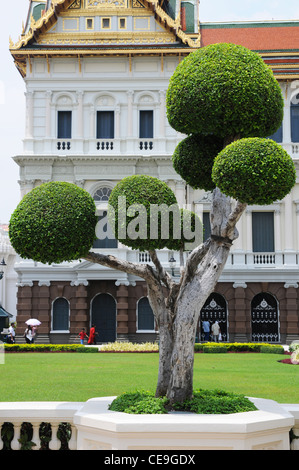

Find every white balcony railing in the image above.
[253,252,276,265]
[24,136,181,156]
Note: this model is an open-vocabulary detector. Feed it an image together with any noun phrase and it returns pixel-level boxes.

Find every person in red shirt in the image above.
[88,325,97,345]
[78,328,88,345]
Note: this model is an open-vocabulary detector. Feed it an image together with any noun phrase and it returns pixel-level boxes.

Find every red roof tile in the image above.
[200,23,299,51]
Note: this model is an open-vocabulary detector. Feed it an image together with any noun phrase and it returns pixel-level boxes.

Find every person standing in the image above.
[24,325,34,344]
[78,328,88,345]
[211,321,220,342]
[8,322,16,344]
[202,320,210,341]
[88,325,97,345]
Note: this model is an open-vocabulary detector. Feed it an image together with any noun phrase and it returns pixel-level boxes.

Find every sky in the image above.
[1,1,299,224]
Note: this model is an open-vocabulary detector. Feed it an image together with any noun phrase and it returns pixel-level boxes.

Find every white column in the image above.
[31,423,40,450]
[25,91,34,138]
[274,207,282,251]
[76,91,84,138]
[245,208,252,252]
[175,180,186,207]
[284,194,297,265]
[284,194,293,250]
[89,105,95,139]
[49,423,60,450]
[115,105,120,138]
[159,90,165,137]
[127,90,134,137]
[45,91,52,138]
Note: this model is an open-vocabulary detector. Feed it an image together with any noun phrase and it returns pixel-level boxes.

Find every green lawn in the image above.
[1,352,298,403]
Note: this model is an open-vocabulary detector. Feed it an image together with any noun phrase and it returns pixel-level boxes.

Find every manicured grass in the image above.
[1,352,298,403]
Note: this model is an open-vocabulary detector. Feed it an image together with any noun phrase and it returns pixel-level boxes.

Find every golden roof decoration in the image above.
[9,0,200,50]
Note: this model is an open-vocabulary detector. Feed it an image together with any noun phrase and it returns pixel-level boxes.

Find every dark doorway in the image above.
[91,293,116,343]
[200,293,228,341]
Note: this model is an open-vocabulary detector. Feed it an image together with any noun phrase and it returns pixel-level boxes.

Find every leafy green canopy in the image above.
[108,175,201,251]
[212,138,296,205]
[170,208,203,252]
[172,134,223,191]
[166,43,284,139]
[9,182,97,264]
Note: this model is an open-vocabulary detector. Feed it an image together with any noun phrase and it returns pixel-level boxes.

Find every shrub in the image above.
[109,389,257,415]
[172,134,223,191]
[202,344,228,353]
[3,344,97,353]
[174,389,257,414]
[166,43,283,139]
[108,175,178,251]
[212,138,296,205]
[260,345,285,354]
[109,390,168,414]
[9,182,97,264]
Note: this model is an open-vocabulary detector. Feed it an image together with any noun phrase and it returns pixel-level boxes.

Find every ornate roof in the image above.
[9,0,200,52]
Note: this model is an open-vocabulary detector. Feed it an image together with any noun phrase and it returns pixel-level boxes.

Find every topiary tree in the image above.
[9,182,97,264]
[9,42,296,405]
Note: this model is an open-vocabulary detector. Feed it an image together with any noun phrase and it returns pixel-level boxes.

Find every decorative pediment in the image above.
[9,0,200,51]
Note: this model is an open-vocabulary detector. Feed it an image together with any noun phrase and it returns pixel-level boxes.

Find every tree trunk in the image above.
[166,241,231,404]
[84,189,246,405]
[165,189,247,404]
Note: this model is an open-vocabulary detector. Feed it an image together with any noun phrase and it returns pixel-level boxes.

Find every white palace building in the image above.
[6,0,299,344]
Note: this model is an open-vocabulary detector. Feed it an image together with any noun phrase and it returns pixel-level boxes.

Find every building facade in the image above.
[9,0,299,344]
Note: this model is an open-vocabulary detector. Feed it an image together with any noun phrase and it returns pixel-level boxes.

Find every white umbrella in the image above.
[25,319,41,326]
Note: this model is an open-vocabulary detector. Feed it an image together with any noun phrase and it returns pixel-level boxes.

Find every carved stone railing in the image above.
[0,400,298,450]
[0,402,82,450]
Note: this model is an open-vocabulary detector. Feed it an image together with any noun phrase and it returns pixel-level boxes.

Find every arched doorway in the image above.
[200,293,228,341]
[91,293,116,343]
[251,293,279,343]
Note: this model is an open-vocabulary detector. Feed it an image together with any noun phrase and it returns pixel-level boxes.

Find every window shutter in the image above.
[252,212,274,252]
[139,110,153,138]
[57,111,72,139]
[97,111,114,139]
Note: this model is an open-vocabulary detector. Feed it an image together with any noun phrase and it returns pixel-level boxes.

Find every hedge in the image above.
[3,344,98,353]
[195,342,285,354]
[2,342,285,354]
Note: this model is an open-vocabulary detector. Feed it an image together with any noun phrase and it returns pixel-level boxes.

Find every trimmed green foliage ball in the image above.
[172,134,224,190]
[108,175,178,251]
[166,43,283,139]
[169,208,203,252]
[212,138,296,205]
[9,182,97,264]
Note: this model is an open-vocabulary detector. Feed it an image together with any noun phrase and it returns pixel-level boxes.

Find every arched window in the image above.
[137,297,155,331]
[251,293,279,343]
[52,298,69,331]
[93,187,112,202]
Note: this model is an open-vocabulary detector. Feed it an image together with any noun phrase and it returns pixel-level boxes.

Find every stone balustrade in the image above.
[0,399,298,450]
[0,402,83,450]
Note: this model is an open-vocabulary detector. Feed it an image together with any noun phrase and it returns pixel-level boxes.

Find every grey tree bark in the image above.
[84,188,247,404]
